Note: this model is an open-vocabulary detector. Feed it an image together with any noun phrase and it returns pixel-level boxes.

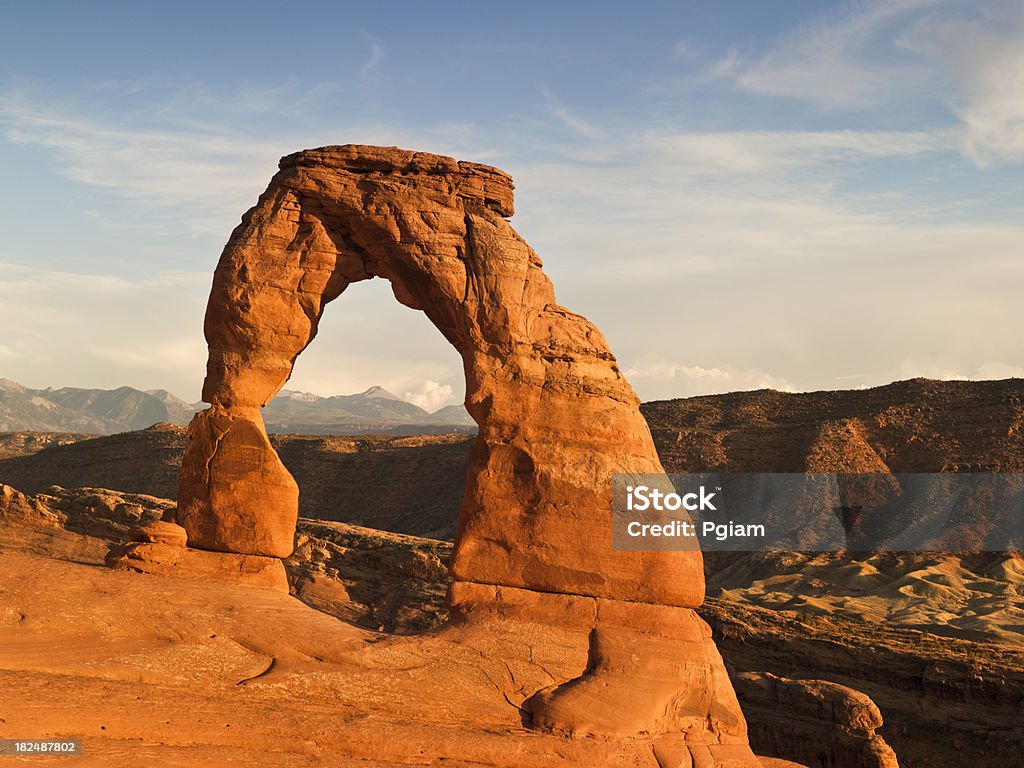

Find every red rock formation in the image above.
[179,145,703,605]
[176,145,760,761]
[733,673,899,768]
[179,406,298,558]
[107,519,289,592]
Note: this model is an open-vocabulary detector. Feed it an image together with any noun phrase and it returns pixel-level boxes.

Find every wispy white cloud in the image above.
[642,128,945,175]
[721,0,1024,167]
[0,90,284,235]
[623,362,795,400]
[898,1,1024,163]
[404,379,456,411]
[359,33,385,80]
[542,88,607,141]
[733,0,948,107]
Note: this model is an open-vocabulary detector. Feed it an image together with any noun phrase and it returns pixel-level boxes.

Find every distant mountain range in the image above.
[262,386,475,434]
[0,379,475,435]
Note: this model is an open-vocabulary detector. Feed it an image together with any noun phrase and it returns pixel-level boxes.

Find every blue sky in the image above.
[1,0,1023,407]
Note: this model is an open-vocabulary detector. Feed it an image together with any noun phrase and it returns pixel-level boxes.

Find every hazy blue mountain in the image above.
[262,386,472,433]
[0,379,473,435]
[428,404,477,427]
[145,389,203,425]
[0,379,195,433]
[41,386,171,431]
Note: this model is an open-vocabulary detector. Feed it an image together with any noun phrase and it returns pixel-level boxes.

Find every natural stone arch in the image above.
[177,146,761,761]
[178,144,703,607]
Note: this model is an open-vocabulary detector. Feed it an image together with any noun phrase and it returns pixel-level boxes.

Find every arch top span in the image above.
[278,144,516,217]
[201,144,518,410]
[180,143,705,609]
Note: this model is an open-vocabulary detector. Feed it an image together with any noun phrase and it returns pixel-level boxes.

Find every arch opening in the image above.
[265,275,474,549]
[274,276,468,429]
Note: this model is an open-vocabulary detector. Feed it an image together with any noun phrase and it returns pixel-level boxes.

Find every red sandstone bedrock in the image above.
[2,484,893,768]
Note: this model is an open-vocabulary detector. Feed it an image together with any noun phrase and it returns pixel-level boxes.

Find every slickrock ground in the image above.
[0,486,814,768]
[4,554,612,768]
[2,481,1015,765]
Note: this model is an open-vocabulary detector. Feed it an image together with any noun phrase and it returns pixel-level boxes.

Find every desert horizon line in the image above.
[5,371,1024,406]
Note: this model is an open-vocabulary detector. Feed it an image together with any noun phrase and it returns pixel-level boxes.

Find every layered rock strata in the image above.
[733,673,899,768]
[107,519,289,592]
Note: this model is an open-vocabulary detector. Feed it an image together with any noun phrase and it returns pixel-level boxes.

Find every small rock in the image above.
[131,520,188,547]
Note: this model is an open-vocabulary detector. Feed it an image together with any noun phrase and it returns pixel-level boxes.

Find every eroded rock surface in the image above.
[108,520,290,592]
[179,407,298,558]
[176,144,757,758]
[734,673,899,768]
[180,144,703,605]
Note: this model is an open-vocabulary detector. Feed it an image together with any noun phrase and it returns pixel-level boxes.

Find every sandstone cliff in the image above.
[642,377,1024,474]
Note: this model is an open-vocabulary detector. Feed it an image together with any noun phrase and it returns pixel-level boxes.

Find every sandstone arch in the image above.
[178,144,704,606]
[177,145,761,762]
